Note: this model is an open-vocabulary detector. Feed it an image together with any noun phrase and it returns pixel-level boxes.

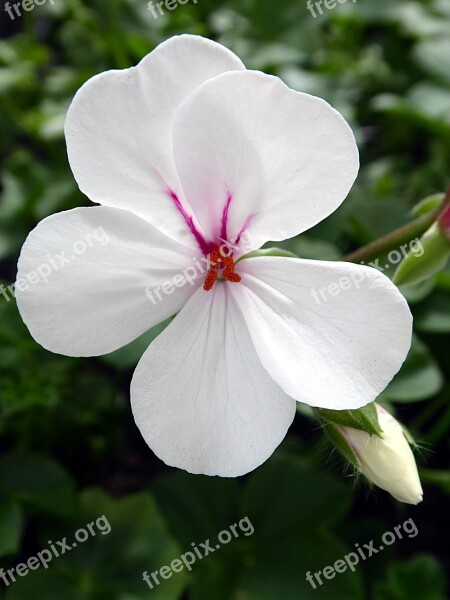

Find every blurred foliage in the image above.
[1,0,450,598]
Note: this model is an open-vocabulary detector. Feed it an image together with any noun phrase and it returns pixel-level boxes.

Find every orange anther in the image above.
[223,267,241,283]
[203,269,218,292]
[203,245,241,291]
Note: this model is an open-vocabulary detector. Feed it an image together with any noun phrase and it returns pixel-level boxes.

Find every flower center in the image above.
[203,245,241,291]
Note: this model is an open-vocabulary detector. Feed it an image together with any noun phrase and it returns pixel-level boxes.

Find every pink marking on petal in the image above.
[150,166,214,255]
[167,189,213,256]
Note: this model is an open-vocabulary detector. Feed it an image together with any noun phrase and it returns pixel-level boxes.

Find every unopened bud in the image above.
[393,223,450,287]
[337,404,423,504]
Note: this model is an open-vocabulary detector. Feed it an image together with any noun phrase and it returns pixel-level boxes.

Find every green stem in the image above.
[344,188,450,264]
[419,468,450,487]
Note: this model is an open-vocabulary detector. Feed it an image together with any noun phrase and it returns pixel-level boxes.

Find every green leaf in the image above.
[411,193,446,217]
[236,453,364,600]
[152,472,239,545]
[101,316,173,369]
[400,277,436,304]
[406,84,450,124]
[413,38,450,85]
[0,454,76,517]
[153,449,364,600]
[0,500,23,558]
[384,336,443,402]
[416,291,450,333]
[374,555,447,600]
[7,490,187,600]
[391,3,450,37]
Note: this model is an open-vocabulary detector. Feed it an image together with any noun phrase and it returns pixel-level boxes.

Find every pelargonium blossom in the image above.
[15,35,412,476]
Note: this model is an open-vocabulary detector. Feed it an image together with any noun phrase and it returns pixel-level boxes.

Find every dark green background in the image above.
[1,0,449,597]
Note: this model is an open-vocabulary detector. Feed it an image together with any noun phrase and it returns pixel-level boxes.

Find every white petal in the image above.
[130,284,296,476]
[230,257,412,410]
[172,70,358,248]
[16,207,201,357]
[65,35,245,246]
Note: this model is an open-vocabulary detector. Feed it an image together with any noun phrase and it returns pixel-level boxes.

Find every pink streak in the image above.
[167,189,213,256]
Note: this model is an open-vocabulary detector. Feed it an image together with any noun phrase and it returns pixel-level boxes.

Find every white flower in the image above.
[339,404,423,504]
[15,35,412,477]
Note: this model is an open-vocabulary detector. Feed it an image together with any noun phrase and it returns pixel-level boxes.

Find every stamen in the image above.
[203,245,241,291]
[204,269,218,292]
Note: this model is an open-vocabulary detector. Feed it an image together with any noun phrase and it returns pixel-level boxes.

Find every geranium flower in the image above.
[16,35,412,476]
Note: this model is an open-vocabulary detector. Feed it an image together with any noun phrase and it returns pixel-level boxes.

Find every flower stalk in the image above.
[344,187,450,265]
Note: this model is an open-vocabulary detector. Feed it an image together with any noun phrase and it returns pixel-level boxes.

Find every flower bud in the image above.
[393,223,450,287]
[337,404,423,504]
